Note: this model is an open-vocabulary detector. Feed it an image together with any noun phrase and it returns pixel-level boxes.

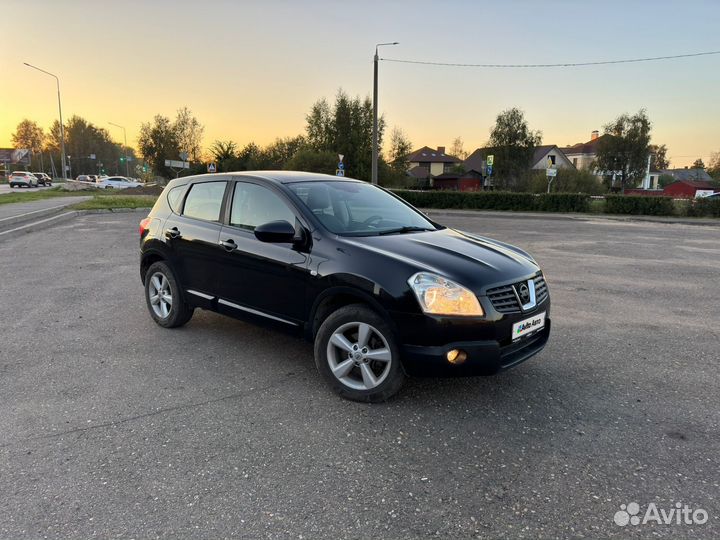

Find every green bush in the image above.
[686,197,720,217]
[391,190,590,213]
[536,193,591,212]
[523,169,607,195]
[604,195,675,215]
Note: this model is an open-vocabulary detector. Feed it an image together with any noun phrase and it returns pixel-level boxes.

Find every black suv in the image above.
[140,172,550,401]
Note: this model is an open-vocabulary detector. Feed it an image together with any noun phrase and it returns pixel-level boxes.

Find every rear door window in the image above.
[183,182,227,222]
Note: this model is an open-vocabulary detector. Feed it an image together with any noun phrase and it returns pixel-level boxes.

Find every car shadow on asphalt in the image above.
[183,309,573,412]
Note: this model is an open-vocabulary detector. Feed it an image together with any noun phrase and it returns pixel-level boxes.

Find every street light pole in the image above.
[24,63,67,180]
[372,42,399,185]
[109,122,129,177]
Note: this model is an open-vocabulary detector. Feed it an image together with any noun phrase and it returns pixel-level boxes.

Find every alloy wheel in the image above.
[326,322,393,391]
[148,272,173,319]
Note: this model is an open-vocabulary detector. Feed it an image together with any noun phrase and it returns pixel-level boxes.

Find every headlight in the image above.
[408,272,484,316]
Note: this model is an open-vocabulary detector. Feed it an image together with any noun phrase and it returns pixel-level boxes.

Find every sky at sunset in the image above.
[1,0,719,167]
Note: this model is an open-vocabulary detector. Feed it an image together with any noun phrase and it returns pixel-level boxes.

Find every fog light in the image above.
[446,349,467,365]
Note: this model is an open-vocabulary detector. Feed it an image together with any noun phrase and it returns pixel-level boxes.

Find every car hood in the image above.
[340,228,539,292]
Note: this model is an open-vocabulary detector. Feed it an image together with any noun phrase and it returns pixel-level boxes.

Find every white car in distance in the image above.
[98,176,142,189]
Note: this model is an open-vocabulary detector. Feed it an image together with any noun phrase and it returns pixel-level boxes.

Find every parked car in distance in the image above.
[87,174,99,183]
[31,172,52,186]
[9,171,39,188]
[76,175,92,182]
[139,171,552,402]
[99,176,142,189]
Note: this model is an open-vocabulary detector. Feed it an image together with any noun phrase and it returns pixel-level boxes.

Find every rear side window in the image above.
[183,182,227,222]
[166,186,185,214]
[230,182,296,231]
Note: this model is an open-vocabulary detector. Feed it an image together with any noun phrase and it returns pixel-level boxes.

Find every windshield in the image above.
[287,181,437,236]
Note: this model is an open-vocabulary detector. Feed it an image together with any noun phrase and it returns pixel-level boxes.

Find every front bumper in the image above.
[401,319,551,377]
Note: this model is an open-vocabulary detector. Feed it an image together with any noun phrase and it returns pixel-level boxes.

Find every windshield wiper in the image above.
[377,226,435,236]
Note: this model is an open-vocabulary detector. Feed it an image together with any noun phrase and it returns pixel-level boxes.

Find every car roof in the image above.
[187,170,361,185]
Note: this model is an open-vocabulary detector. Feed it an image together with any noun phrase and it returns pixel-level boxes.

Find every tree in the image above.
[449,136,467,160]
[594,109,652,193]
[11,120,45,169]
[138,115,180,176]
[649,144,669,171]
[382,127,413,185]
[39,115,129,176]
[209,140,237,163]
[487,108,542,188]
[285,148,337,175]
[262,136,307,169]
[708,151,720,181]
[692,158,705,169]
[173,107,204,162]
[305,98,333,151]
[388,127,412,167]
[304,89,384,181]
[11,119,44,152]
[209,140,238,172]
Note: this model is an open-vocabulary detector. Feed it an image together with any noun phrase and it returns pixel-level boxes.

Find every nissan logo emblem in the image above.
[518,283,530,304]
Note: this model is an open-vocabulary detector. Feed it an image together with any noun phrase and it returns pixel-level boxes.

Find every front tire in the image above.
[144,261,194,328]
[314,304,405,402]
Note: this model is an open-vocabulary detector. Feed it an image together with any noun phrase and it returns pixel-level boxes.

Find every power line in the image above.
[380,50,720,68]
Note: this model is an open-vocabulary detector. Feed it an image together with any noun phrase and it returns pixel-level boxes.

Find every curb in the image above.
[0,211,80,239]
[79,207,152,214]
[422,209,720,227]
[0,202,84,228]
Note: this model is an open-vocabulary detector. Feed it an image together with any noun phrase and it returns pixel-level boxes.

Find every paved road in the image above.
[0,212,718,539]
[0,184,56,195]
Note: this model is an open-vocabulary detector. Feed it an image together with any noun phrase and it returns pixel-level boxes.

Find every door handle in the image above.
[219,239,237,251]
[165,227,181,239]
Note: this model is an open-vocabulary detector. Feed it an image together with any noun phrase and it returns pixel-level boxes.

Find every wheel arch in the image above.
[307,286,397,341]
[140,245,172,285]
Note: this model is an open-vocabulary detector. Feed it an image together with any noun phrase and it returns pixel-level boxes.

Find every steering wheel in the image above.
[362,215,384,227]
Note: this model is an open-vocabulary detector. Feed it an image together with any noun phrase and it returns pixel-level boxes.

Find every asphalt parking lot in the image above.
[1,211,718,539]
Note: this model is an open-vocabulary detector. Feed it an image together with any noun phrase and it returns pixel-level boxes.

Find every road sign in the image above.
[338,154,344,163]
[486,155,494,167]
[179,152,189,161]
[338,162,344,170]
[164,159,189,169]
[335,169,345,177]
[207,163,217,173]
[546,168,557,177]
[486,164,493,176]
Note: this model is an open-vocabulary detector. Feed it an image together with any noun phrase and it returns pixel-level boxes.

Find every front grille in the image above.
[534,274,549,305]
[487,273,549,314]
[486,284,520,313]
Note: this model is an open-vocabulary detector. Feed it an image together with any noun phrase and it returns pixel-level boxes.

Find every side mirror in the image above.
[254,220,296,243]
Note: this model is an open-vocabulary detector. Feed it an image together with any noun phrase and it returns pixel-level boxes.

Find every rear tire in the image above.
[144,261,194,328]
[314,304,405,402]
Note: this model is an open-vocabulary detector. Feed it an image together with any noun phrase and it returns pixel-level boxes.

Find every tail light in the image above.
[139,217,152,236]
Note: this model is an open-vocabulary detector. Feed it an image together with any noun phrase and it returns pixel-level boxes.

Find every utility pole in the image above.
[372,42,398,185]
[109,122,129,177]
[24,63,66,180]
